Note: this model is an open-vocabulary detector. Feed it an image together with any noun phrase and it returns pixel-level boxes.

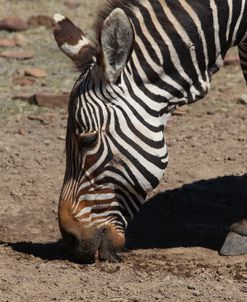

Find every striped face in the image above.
[58,65,168,262]
[52,0,247,261]
[53,10,168,262]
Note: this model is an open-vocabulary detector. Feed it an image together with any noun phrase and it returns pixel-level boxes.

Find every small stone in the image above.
[23,67,47,78]
[220,231,247,256]
[64,0,81,9]
[240,286,247,293]
[0,50,34,60]
[44,140,50,145]
[224,55,240,65]
[0,16,28,31]
[237,94,247,105]
[217,267,229,276]
[12,94,34,102]
[58,135,66,141]
[0,38,16,47]
[12,76,35,86]
[192,291,201,297]
[18,127,27,136]
[27,15,55,29]
[28,115,48,124]
[33,93,69,109]
[173,106,187,116]
[14,33,27,46]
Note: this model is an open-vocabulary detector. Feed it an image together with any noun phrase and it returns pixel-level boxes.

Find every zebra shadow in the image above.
[2,174,247,261]
[0,239,83,263]
[126,174,247,251]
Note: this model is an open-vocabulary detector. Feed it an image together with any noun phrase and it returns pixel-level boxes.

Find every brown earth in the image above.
[0,1,247,301]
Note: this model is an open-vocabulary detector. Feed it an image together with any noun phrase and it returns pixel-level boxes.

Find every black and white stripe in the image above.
[57,0,247,234]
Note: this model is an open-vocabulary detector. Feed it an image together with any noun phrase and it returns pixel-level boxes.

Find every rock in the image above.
[0,38,16,47]
[28,115,47,123]
[33,93,69,109]
[14,33,27,46]
[18,128,27,136]
[12,94,34,102]
[240,286,247,293]
[173,106,188,116]
[220,231,247,256]
[64,0,81,9]
[43,112,58,121]
[224,55,240,65]
[0,50,34,60]
[23,67,47,78]
[13,76,35,86]
[237,94,247,105]
[0,16,28,31]
[13,92,69,109]
[58,135,66,141]
[27,15,55,29]
[187,285,196,290]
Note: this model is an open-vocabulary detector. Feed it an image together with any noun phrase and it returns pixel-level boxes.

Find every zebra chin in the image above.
[58,203,125,263]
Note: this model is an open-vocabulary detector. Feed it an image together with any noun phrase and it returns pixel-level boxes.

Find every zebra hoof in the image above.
[220,231,247,256]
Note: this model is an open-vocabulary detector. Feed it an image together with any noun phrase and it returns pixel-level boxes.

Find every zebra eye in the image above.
[76,131,98,148]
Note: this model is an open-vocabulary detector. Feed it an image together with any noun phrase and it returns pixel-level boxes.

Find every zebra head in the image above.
[53,9,167,262]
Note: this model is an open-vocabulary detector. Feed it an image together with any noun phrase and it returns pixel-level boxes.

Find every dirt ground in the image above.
[1,1,247,301]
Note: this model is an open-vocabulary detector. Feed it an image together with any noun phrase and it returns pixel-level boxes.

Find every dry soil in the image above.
[0,1,247,301]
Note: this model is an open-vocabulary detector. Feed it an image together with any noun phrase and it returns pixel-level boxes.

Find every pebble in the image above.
[0,16,28,31]
[27,15,54,29]
[187,285,196,290]
[23,67,47,78]
[64,0,81,9]
[18,127,27,136]
[237,94,247,105]
[58,135,66,141]
[240,286,247,293]
[34,93,69,109]
[0,50,35,60]
[14,33,27,46]
[0,38,16,47]
[192,290,201,297]
[12,76,35,86]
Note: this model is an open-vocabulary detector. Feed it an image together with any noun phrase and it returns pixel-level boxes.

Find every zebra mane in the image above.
[92,0,140,46]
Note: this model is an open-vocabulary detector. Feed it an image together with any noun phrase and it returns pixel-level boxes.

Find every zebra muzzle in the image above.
[64,226,125,263]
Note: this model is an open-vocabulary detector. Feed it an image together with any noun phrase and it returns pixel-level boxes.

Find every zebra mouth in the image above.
[66,227,122,263]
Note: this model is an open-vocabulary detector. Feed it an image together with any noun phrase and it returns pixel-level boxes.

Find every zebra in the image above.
[53,0,247,262]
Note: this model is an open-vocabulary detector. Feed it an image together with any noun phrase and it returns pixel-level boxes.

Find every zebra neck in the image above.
[118,0,247,113]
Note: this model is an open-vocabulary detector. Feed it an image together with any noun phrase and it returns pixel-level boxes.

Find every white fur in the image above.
[53,13,65,23]
[61,38,89,56]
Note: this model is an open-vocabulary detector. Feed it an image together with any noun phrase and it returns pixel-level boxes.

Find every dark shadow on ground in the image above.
[2,175,247,261]
[0,239,82,263]
[126,175,247,251]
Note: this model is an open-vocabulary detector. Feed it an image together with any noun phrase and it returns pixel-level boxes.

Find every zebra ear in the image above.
[53,14,96,71]
[101,8,134,83]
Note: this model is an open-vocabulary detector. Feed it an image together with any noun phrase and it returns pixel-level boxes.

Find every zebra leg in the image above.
[220,219,247,256]
[219,38,247,256]
[238,38,247,85]
[220,39,247,256]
